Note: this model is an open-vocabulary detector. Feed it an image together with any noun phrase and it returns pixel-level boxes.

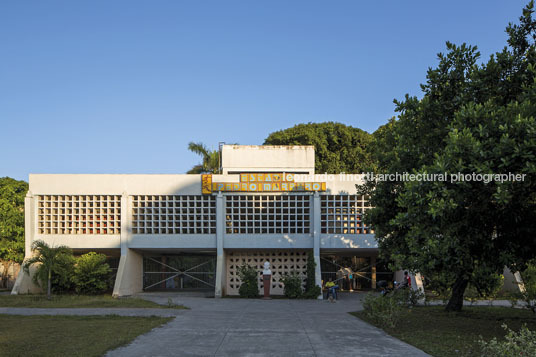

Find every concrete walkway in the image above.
[0,307,183,317]
[105,293,429,357]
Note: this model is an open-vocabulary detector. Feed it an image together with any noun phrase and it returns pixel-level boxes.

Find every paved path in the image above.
[0,307,183,317]
[105,293,429,357]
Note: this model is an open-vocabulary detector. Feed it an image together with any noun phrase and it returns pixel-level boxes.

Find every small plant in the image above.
[519,262,536,313]
[302,285,322,299]
[407,288,425,307]
[167,297,176,308]
[281,272,303,299]
[237,263,259,298]
[478,324,536,357]
[303,251,321,299]
[386,287,423,307]
[72,252,112,295]
[509,293,520,309]
[362,292,403,328]
[470,268,504,300]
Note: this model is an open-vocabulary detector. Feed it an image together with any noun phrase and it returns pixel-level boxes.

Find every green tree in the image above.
[73,252,112,294]
[0,177,28,288]
[264,122,374,173]
[23,240,73,299]
[361,2,536,311]
[187,142,221,174]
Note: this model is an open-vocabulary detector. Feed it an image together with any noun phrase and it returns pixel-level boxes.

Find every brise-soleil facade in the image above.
[12,145,402,297]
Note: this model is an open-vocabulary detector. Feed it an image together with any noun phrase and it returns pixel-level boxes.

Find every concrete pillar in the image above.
[503,267,525,293]
[371,256,377,289]
[313,192,323,299]
[112,248,143,296]
[12,191,41,294]
[214,192,225,298]
[113,192,143,297]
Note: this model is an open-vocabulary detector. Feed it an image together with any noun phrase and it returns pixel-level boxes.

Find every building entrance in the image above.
[142,254,216,291]
[320,254,393,291]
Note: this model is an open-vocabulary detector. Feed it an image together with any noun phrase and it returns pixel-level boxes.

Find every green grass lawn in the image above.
[0,314,172,357]
[351,306,536,357]
[0,294,186,309]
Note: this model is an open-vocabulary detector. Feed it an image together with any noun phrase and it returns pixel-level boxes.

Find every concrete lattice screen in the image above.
[131,195,216,235]
[37,195,121,235]
[321,195,374,234]
[225,195,310,234]
[226,250,308,295]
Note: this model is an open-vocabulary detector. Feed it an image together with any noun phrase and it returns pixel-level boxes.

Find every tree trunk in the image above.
[47,269,52,300]
[445,275,469,312]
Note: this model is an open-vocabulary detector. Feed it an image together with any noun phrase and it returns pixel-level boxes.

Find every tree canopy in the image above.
[264,122,374,173]
[361,2,536,311]
[0,177,28,265]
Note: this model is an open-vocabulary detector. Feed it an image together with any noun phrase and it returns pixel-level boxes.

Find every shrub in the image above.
[362,292,403,328]
[72,252,112,294]
[469,267,504,299]
[281,272,303,299]
[305,251,316,291]
[49,254,76,293]
[302,285,322,299]
[406,288,425,307]
[478,324,536,357]
[237,263,259,298]
[303,251,321,299]
[32,249,76,294]
[520,262,536,313]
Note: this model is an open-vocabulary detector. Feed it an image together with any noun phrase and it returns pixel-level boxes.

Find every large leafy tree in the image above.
[264,122,374,173]
[0,177,28,288]
[23,240,72,299]
[187,142,221,174]
[362,2,536,311]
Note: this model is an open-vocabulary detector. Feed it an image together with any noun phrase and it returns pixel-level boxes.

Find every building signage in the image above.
[201,173,326,194]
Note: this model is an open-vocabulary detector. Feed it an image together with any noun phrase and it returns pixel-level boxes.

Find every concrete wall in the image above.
[29,174,202,195]
[221,145,315,175]
[320,234,377,249]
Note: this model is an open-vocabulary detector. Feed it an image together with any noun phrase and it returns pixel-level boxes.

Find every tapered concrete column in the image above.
[113,248,143,296]
[113,193,143,297]
[214,192,225,298]
[12,192,41,294]
[313,192,323,299]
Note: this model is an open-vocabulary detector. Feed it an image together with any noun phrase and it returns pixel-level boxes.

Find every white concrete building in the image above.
[13,145,387,297]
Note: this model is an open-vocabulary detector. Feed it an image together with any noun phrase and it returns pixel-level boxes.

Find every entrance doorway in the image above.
[320,254,393,291]
[143,254,216,291]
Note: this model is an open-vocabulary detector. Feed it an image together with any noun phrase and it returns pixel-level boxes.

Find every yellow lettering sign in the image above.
[201,174,212,194]
[203,172,325,193]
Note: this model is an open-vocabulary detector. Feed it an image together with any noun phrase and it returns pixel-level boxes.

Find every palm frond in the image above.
[188,142,209,157]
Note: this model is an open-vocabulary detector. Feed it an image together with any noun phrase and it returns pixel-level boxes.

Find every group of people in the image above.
[324,271,412,302]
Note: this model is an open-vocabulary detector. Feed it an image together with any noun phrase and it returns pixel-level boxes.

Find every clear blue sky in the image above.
[0,0,529,181]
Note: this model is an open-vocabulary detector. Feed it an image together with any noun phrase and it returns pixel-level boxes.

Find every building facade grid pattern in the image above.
[321,195,373,234]
[37,195,121,235]
[225,194,311,234]
[132,195,216,234]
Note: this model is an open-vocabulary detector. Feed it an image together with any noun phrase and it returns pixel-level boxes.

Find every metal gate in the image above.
[143,254,216,291]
